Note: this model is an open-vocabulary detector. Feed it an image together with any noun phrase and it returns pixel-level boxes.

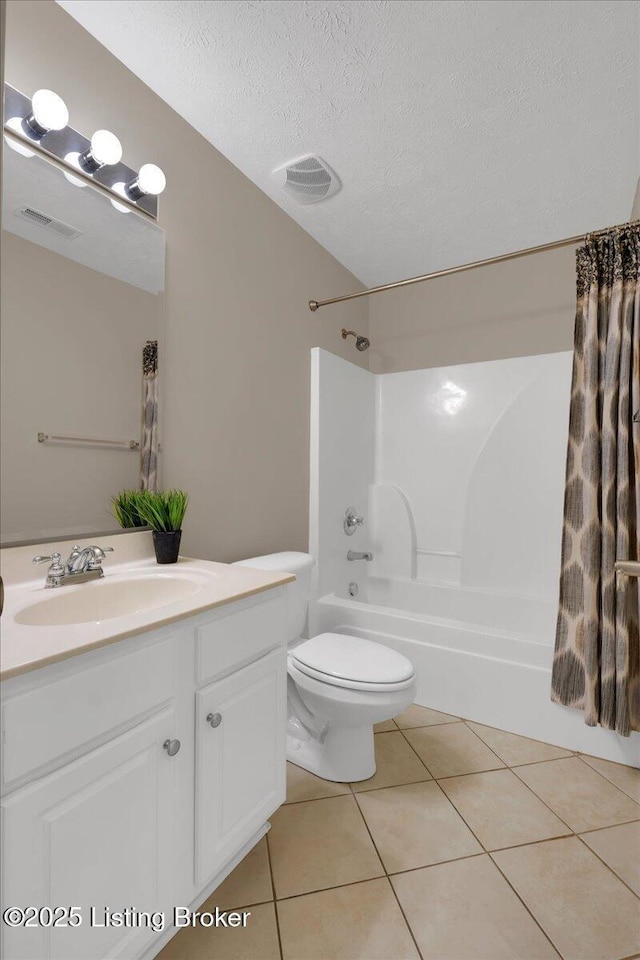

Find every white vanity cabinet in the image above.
[195,647,286,886]
[2,708,178,960]
[0,587,288,960]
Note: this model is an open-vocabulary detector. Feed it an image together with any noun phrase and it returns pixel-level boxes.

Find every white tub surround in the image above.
[0,530,294,678]
[0,532,292,960]
[309,349,639,768]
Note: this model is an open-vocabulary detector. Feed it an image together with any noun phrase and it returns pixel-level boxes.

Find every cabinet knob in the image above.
[163,738,181,757]
[206,712,222,728]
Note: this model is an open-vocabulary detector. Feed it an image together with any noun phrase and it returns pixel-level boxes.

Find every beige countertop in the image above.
[0,532,294,680]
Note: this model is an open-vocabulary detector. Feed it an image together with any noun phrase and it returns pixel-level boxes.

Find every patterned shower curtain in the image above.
[551,222,639,736]
[140,339,159,492]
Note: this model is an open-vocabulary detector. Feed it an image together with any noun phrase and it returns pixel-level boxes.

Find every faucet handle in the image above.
[344,508,365,536]
[33,552,62,565]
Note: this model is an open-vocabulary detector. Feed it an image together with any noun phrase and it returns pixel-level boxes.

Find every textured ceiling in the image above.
[57,0,639,285]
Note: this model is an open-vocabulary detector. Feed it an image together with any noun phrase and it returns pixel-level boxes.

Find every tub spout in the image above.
[347,551,373,561]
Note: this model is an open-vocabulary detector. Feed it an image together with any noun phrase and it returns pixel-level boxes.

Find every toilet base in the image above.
[286,723,376,783]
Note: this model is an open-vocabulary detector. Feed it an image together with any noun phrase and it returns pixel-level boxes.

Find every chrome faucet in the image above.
[65,544,113,575]
[33,544,114,588]
[347,550,373,561]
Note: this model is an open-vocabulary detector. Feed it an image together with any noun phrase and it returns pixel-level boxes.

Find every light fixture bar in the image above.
[3,83,161,219]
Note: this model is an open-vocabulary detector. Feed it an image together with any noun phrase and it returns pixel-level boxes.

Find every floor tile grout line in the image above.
[460,717,580,756]
[283,790,352,806]
[481,832,575,854]
[508,766,580,835]
[274,872,388,903]
[455,727,639,806]
[439,762,579,841]
[574,754,640,802]
[578,754,640,802]
[580,776,640,804]
[578,818,640,837]
[428,764,510,781]
[349,786,425,960]
[371,725,436,783]
[384,877,426,960]
[508,763,640,836]
[398,721,510,779]
[397,714,638,789]
[430,777,491,854]
[574,832,640,900]
[458,720,515,769]
[425,776,566,959]
[352,774,433,795]
[384,849,487,879]
[395,726,439,779]
[506,755,579,770]
[264,832,284,960]
[393,719,461,732]
[504,753,577,769]
[487,851,566,959]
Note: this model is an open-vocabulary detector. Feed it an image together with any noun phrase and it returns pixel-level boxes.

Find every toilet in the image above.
[233,552,416,782]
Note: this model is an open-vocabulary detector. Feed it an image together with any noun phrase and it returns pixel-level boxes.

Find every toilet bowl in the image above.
[233,552,416,782]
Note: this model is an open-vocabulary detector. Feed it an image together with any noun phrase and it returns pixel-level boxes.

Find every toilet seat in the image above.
[290,633,415,692]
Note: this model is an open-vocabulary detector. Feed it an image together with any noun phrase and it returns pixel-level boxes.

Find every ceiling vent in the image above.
[14,206,82,240]
[271,155,341,204]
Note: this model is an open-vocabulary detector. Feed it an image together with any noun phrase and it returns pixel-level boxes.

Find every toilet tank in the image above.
[232,552,314,641]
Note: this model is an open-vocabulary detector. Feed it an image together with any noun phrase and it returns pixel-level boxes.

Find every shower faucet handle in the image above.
[344,508,365,536]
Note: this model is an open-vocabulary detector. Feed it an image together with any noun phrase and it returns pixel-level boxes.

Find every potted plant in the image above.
[135,489,189,564]
[110,489,148,529]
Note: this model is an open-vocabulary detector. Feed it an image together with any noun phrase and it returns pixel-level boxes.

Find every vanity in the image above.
[0,533,294,960]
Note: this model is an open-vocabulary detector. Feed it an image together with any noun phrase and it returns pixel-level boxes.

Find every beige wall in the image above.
[3,0,367,561]
[367,244,577,373]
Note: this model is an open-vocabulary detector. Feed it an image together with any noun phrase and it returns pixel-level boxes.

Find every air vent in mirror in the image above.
[14,206,82,239]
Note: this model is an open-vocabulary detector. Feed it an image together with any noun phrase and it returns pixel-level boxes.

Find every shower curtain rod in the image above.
[308,219,638,312]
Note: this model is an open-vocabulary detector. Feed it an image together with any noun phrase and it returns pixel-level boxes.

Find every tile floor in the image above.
[158,706,640,960]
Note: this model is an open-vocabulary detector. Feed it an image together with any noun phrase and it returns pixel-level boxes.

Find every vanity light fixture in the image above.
[79,129,123,172]
[125,163,166,200]
[4,82,164,217]
[23,89,69,138]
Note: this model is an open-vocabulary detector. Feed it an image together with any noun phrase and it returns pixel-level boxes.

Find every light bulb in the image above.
[25,89,69,137]
[80,129,122,171]
[138,164,166,195]
[126,163,166,199]
[110,198,131,214]
[4,133,35,158]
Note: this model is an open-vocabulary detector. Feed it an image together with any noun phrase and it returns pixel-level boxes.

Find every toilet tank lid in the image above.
[292,633,415,684]
[232,552,314,575]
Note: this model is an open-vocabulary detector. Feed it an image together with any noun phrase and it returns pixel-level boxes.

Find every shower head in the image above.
[341,328,370,352]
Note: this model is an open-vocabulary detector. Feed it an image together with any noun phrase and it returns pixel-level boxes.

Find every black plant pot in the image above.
[152,530,182,564]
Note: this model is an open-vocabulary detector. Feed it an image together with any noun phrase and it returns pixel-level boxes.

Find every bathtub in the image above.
[309,575,640,767]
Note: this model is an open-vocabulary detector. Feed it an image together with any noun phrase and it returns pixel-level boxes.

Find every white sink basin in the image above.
[16,575,205,626]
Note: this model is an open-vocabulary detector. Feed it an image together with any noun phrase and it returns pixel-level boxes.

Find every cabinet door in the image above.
[195,648,286,885]
[1,708,178,960]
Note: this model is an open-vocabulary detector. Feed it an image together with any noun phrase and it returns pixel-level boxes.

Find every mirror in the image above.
[1,138,166,545]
